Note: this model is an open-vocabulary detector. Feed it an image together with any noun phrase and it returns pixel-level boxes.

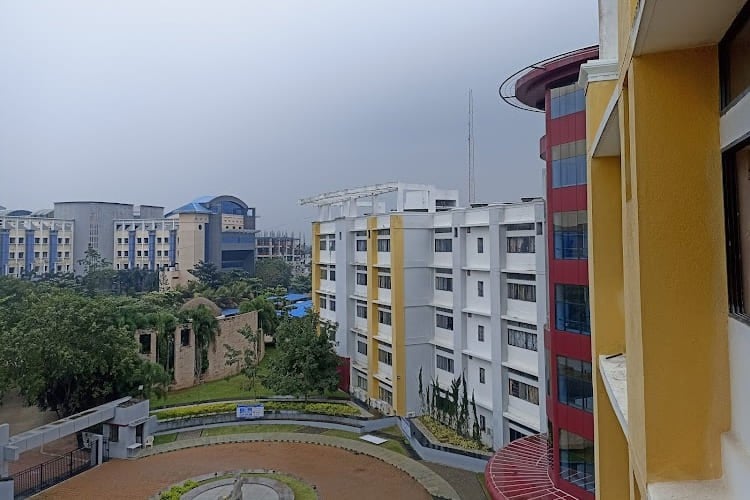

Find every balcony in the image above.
[598,353,628,434]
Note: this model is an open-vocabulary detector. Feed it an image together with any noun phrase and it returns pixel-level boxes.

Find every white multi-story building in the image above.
[303,183,547,449]
[112,219,179,271]
[0,211,75,277]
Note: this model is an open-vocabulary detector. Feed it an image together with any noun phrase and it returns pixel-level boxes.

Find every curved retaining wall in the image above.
[155,412,398,435]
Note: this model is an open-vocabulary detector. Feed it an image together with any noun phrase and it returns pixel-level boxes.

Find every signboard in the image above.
[236,404,264,420]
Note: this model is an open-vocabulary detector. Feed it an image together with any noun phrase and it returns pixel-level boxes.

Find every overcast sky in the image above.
[0,1,597,235]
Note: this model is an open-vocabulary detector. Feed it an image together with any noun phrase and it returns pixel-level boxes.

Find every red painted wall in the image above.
[544,92,595,500]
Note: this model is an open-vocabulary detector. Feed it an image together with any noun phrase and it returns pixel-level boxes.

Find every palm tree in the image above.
[184,305,219,378]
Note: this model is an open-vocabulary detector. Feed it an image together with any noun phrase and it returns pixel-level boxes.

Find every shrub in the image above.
[419,416,488,451]
[159,480,199,500]
[154,400,359,420]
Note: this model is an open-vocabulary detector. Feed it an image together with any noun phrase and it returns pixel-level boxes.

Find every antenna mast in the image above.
[468,89,476,204]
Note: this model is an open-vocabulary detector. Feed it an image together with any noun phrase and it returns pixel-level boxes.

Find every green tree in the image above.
[77,246,116,294]
[254,258,292,289]
[0,290,168,417]
[181,305,219,377]
[289,274,311,293]
[471,391,481,444]
[264,312,340,399]
[239,296,279,336]
[191,260,221,289]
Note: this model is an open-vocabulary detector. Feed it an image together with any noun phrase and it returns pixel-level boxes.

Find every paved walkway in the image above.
[424,461,488,500]
[38,434,460,500]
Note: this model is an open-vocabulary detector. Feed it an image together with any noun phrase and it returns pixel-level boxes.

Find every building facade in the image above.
[304,183,547,450]
[256,231,306,275]
[0,213,75,277]
[112,218,178,271]
[500,46,598,498]
[583,0,750,498]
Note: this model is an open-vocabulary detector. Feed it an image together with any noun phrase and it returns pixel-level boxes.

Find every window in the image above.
[507,223,535,231]
[379,386,393,406]
[555,284,591,335]
[34,252,40,258]
[550,84,585,119]
[378,349,393,366]
[356,239,367,251]
[378,273,391,289]
[554,211,588,259]
[143,237,148,244]
[356,302,368,319]
[377,229,390,236]
[329,298,336,311]
[377,238,390,252]
[479,367,486,384]
[559,430,596,493]
[436,354,454,373]
[378,307,391,326]
[509,428,526,442]
[157,237,162,244]
[329,238,335,251]
[507,236,535,253]
[17,252,23,259]
[721,2,750,108]
[180,328,190,346]
[9,238,15,244]
[477,237,484,253]
[356,271,368,285]
[164,250,169,257]
[434,238,452,252]
[479,415,486,431]
[436,312,453,330]
[435,276,453,291]
[319,239,327,251]
[557,356,593,412]
[157,250,162,257]
[508,283,536,302]
[552,140,587,188]
[117,251,122,257]
[357,341,368,355]
[34,238,40,244]
[320,265,328,280]
[137,250,142,257]
[509,379,539,405]
[478,325,485,342]
[109,426,119,443]
[508,328,538,351]
[329,266,336,281]
[724,143,750,320]
[164,237,169,243]
[356,375,367,390]
[477,280,484,297]
[137,237,142,244]
[18,238,23,244]
[319,296,327,309]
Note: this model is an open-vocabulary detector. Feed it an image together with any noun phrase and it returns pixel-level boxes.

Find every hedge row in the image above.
[154,401,359,420]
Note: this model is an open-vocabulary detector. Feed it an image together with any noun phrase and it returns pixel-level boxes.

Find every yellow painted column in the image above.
[311,222,321,314]
[366,217,380,400]
[588,79,631,498]
[390,215,406,415]
[625,47,729,484]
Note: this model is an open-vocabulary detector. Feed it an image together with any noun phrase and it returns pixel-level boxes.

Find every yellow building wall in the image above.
[390,215,406,415]
[587,78,631,499]
[625,47,729,483]
[311,222,320,314]
[366,217,380,401]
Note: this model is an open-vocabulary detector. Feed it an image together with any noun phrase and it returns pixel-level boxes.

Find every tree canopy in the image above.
[254,258,292,289]
[0,286,169,417]
[264,313,340,399]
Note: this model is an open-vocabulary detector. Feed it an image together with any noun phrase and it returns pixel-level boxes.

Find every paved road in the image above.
[38,441,432,500]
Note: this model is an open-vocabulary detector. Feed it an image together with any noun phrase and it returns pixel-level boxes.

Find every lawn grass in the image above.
[153,433,177,445]
[201,424,302,436]
[320,428,409,457]
[321,429,360,440]
[151,346,349,407]
[254,473,317,500]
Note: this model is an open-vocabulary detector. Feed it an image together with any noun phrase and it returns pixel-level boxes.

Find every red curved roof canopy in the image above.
[514,46,599,111]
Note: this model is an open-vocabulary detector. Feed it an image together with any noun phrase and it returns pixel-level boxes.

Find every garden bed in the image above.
[414,417,492,455]
[152,400,363,420]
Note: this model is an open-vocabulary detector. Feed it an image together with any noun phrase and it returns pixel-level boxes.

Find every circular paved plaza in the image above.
[37,442,431,500]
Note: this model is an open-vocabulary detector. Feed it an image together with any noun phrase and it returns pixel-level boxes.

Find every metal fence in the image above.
[13,448,91,499]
